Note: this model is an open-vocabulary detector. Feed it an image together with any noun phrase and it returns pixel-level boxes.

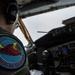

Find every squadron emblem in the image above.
[0,35,26,70]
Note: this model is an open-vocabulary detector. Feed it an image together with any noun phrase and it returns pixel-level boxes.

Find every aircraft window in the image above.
[14,6,75,47]
[14,27,28,46]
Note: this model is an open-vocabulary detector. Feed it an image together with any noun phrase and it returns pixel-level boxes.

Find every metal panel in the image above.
[17,0,75,18]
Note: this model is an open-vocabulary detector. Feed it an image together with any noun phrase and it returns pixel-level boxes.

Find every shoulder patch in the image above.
[0,35,26,70]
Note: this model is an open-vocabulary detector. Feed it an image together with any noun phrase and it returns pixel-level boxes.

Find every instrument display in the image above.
[48,41,75,71]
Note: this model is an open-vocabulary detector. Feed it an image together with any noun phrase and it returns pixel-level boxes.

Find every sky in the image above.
[14,6,75,46]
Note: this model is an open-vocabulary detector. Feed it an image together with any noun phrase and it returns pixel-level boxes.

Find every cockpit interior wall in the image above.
[17,0,75,18]
[17,0,33,5]
[17,0,57,5]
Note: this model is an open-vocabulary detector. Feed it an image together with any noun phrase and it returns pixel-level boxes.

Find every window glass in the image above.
[14,6,75,46]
